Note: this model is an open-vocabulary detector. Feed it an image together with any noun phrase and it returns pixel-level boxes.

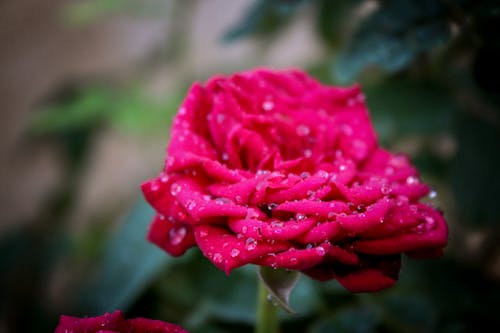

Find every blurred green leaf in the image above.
[76,196,171,314]
[335,0,451,83]
[364,79,455,143]
[62,0,169,25]
[222,0,308,43]
[451,111,500,225]
[315,0,359,47]
[310,304,380,333]
[30,86,181,137]
[379,293,438,333]
[30,88,112,134]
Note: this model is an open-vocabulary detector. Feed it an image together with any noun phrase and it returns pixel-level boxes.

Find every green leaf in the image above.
[75,196,171,314]
[62,0,169,25]
[310,304,380,333]
[334,0,451,82]
[315,0,359,47]
[451,111,500,225]
[363,79,455,143]
[222,0,307,43]
[29,88,112,134]
[258,266,300,314]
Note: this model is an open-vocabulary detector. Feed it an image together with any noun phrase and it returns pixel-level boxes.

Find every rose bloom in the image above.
[54,311,188,333]
[142,68,448,292]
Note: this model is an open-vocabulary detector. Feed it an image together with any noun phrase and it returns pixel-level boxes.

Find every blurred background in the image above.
[1,0,499,332]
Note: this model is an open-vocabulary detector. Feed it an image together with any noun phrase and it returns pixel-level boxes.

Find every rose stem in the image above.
[255,275,279,333]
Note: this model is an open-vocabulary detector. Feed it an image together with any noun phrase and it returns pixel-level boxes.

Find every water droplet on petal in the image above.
[327,212,336,219]
[169,226,187,246]
[306,243,314,249]
[262,100,274,111]
[316,246,326,256]
[186,200,196,211]
[304,149,312,158]
[289,257,298,265]
[300,171,311,179]
[216,114,225,124]
[212,252,224,263]
[296,124,310,136]
[406,176,419,185]
[230,248,240,257]
[170,183,182,196]
[221,152,229,161]
[198,229,208,238]
[160,175,169,183]
[425,216,436,229]
[428,190,437,199]
[381,185,392,195]
[245,237,257,251]
[295,213,306,221]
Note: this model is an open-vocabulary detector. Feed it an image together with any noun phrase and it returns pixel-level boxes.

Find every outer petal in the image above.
[147,214,195,257]
[194,225,289,274]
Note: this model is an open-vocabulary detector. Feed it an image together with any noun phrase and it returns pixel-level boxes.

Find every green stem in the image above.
[256,275,279,333]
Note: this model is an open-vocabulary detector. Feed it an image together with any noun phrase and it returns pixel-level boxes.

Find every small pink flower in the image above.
[54,310,188,333]
[142,68,448,292]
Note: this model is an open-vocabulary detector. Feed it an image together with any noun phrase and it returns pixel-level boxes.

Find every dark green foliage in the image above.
[222,0,308,42]
[335,0,451,82]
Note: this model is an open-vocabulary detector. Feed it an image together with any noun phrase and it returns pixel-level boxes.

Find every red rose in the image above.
[142,68,448,292]
[54,311,188,333]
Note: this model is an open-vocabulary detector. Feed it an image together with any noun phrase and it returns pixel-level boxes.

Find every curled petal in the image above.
[147,215,195,256]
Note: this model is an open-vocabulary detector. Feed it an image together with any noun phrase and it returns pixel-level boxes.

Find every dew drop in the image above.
[245,237,257,251]
[316,246,326,256]
[198,229,208,238]
[178,107,186,115]
[262,100,274,111]
[186,200,196,211]
[425,216,436,229]
[406,176,419,185]
[267,203,278,211]
[296,124,310,136]
[170,183,182,196]
[381,185,392,195]
[327,212,336,219]
[212,252,224,263]
[428,190,437,199]
[160,175,169,183]
[151,183,159,191]
[304,149,312,158]
[230,248,240,257]
[317,170,329,178]
[216,113,225,124]
[306,243,314,249]
[338,164,347,171]
[169,226,187,246]
[295,213,306,221]
[300,171,311,179]
[221,152,229,161]
[242,226,248,233]
[289,257,298,265]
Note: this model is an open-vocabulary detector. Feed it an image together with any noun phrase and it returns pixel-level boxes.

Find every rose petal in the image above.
[194,225,289,274]
[147,214,195,257]
[353,204,448,254]
[260,243,330,270]
[337,197,392,233]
